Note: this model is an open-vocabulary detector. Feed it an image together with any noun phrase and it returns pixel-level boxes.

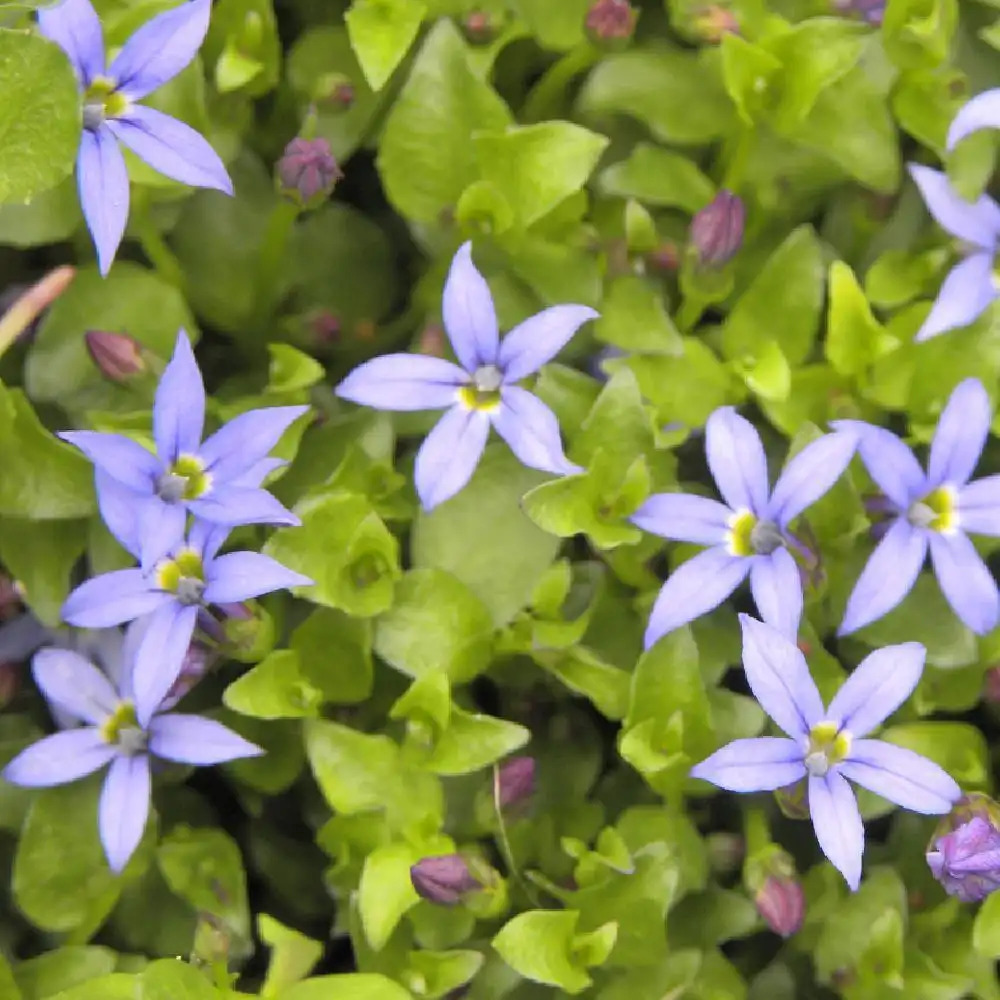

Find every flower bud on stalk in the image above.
[462,9,499,44]
[277,137,343,208]
[746,846,805,937]
[689,190,745,267]
[927,794,1000,902]
[410,854,482,906]
[85,330,147,383]
[497,755,535,810]
[585,0,638,47]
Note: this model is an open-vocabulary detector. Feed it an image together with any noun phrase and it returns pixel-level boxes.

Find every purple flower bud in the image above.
[689,190,745,266]
[755,873,805,937]
[585,0,638,44]
[277,138,342,206]
[497,756,535,809]
[85,329,147,382]
[410,855,481,906]
[462,9,499,43]
[928,806,1000,902]
[160,642,215,710]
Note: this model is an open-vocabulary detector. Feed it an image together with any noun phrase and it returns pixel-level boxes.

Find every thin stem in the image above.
[492,763,541,907]
[742,805,771,857]
[133,209,186,290]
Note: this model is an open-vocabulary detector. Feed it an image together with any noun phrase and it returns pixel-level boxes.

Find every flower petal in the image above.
[768,431,858,526]
[809,771,864,891]
[199,406,309,481]
[644,548,750,648]
[37,0,104,85]
[3,729,115,787]
[335,354,467,412]
[131,602,198,726]
[441,242,500,371]
[188,520,230,561]
[59,431,159,491]
[749,548,803,639]
[841,739,961,813]
[689,737,805,792]
[928,530,1000,635]
[491,387,577,475]
[62,569,167,628]
[0,614,51,664]
[908,164,1000,249]
[829,421,924,508]
[739,614,823,739]
[153,331,205,463]
[498,305,599,383]
[149,714,263,765]
[188,486,298,529]
[203,552,313,604]
[958,474,1000,535]
[98,754,150,873]
[94,471,142,558]
[137,497,187,572]
[839,519,928,636]
[630,492,731,544]
[927,379,991,488]
[77,126,130,277]
[32,647,119,725]
[107,106,232,194]
[108,0,211,101]
[947,89,1000,149]
[916,254,998,343]
[414,407,491,511]
[705,407,769,514]
[826,642,925,737]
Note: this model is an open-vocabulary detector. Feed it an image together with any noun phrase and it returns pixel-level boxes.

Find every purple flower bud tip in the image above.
[928,815,1000,902]
[690,190,745,266]
[755,874,805,937]
[84,329,146,382]
[410,855,481,905]
[497,755,535,809]
[585,0,638,43]
[277,137,342,205]
[160,641,215,710]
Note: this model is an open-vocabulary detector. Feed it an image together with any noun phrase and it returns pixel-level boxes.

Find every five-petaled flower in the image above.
[61,521,312,726]
[691,615,961,890]
[2,628,261,872]
[38,0,233,274]
[835,378,1000,636]
[335,242,598,510]
[61,330,307,570]
[629,407,857,647]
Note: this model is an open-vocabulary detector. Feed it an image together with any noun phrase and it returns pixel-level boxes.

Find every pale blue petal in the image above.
[841,740,961,813]
[958,474,1000,536]
[441,242,500,371]
[153,331,205,463]
[809,771,864,891]
[62,569,168,627]
[908,164,1000,248]
[108,0,211,100]
[739,614,823,739]
[690,738,805,792]
[916,254,998,343]
[928,379,991,487]
[203,552,312,604]
[149,714,263,765]
[98,754,150,873]
[498,305,599,383]
[59,431,159,491]
[199,406,309,481]
[947,89,1000,149]
[137,497,187,571]
[188,486,298,528]
[826,642,925,737]
[928,530,1000,635]
[414,407,491,510]
[768,431,858,526]
[839,519,928,636]
[78,127,129,277]
[830,421,924,508]
[630,492,731,544]
[644,548,750,648]
[705,407,769,514]
[37,0,104,85]
[0,614,51,664]
[94,471,142,558]
[131,602,198,726]
[749,548,802,639]
[490,387,578,475]
[108,107,232,194]
[188,520,230,562]
[232,457,284,488]
[3,728,114,787]
[32,647,118,725]
[336,354,466,412]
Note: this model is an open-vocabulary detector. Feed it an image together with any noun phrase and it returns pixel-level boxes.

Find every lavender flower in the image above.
[629,408,857,647]
[835,379,1000,636]
[336,242,598,510]
[928,813,1000,902]
[947,90,1000,150]
[62,330,307,569]
[3,628,260,872]
[61,521,312,726]
[907,164,1000,341]
[38,0,233,274]
[691,616,961,890]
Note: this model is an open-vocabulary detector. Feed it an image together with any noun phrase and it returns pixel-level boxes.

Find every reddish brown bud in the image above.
[646,242,680,273]
[585,0,638,45]
[755,873,805,938]
[416,324,447,358]
[692,5,740,42]
[690,190,745,266]
[462,9,498,43]
[85,329,146,382]
[410,855,481,905]
[277,137,342,205]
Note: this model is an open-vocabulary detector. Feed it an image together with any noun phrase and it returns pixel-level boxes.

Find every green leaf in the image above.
[882,0,958,69]
[377,20,511,222]
[359,842,422,950]
[880,722,988,790]
[0,31,81,204]
[223,650,324,719]
[374,569,495,683]
[509,0,591,50]
[973,891,1000,958]
[533,647,631,719]
[719,34,783,124]
[46,976,136,1000]
[346,0,426,91]
[259,914,323,997]
[0,955,20,1000]
[594,275,683,355]
[599,143,714,213]
[825,260,895,376]
[268,344,326,394]
[204,0,282,97]
[13,947,115,999]
[282,974,413,1000]
[425,706,530,775]
[139,960,217,1000]
[292,608,373,704]
[493,910,591,994]
[403,950,483,1000]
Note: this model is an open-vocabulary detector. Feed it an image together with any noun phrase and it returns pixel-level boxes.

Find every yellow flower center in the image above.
[155,547,206,605]
[804,721,852,777]
[907,485,957,534]
[457,364,503,412]
[727,509,783,557]
[82,77,129,130]
[157,453,212,503]
[99,700,146,754]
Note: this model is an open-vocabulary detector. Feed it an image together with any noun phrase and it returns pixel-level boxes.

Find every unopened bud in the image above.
[410,854,481,906]
[927,795,1000,902]
[647,242,680,273]
[85,329,146,382]
[161,642,215,710]
[277,137,342,207]
[416,324,446,358]
[315,73,355,110]
[462,9,498,43]
[497,755,535,810]
[690,190,745,266]
[755,873,805,937]
[585,0,638,46]
[692,5,740,42]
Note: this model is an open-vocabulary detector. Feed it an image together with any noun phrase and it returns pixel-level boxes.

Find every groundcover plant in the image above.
[5,0,1000,997]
